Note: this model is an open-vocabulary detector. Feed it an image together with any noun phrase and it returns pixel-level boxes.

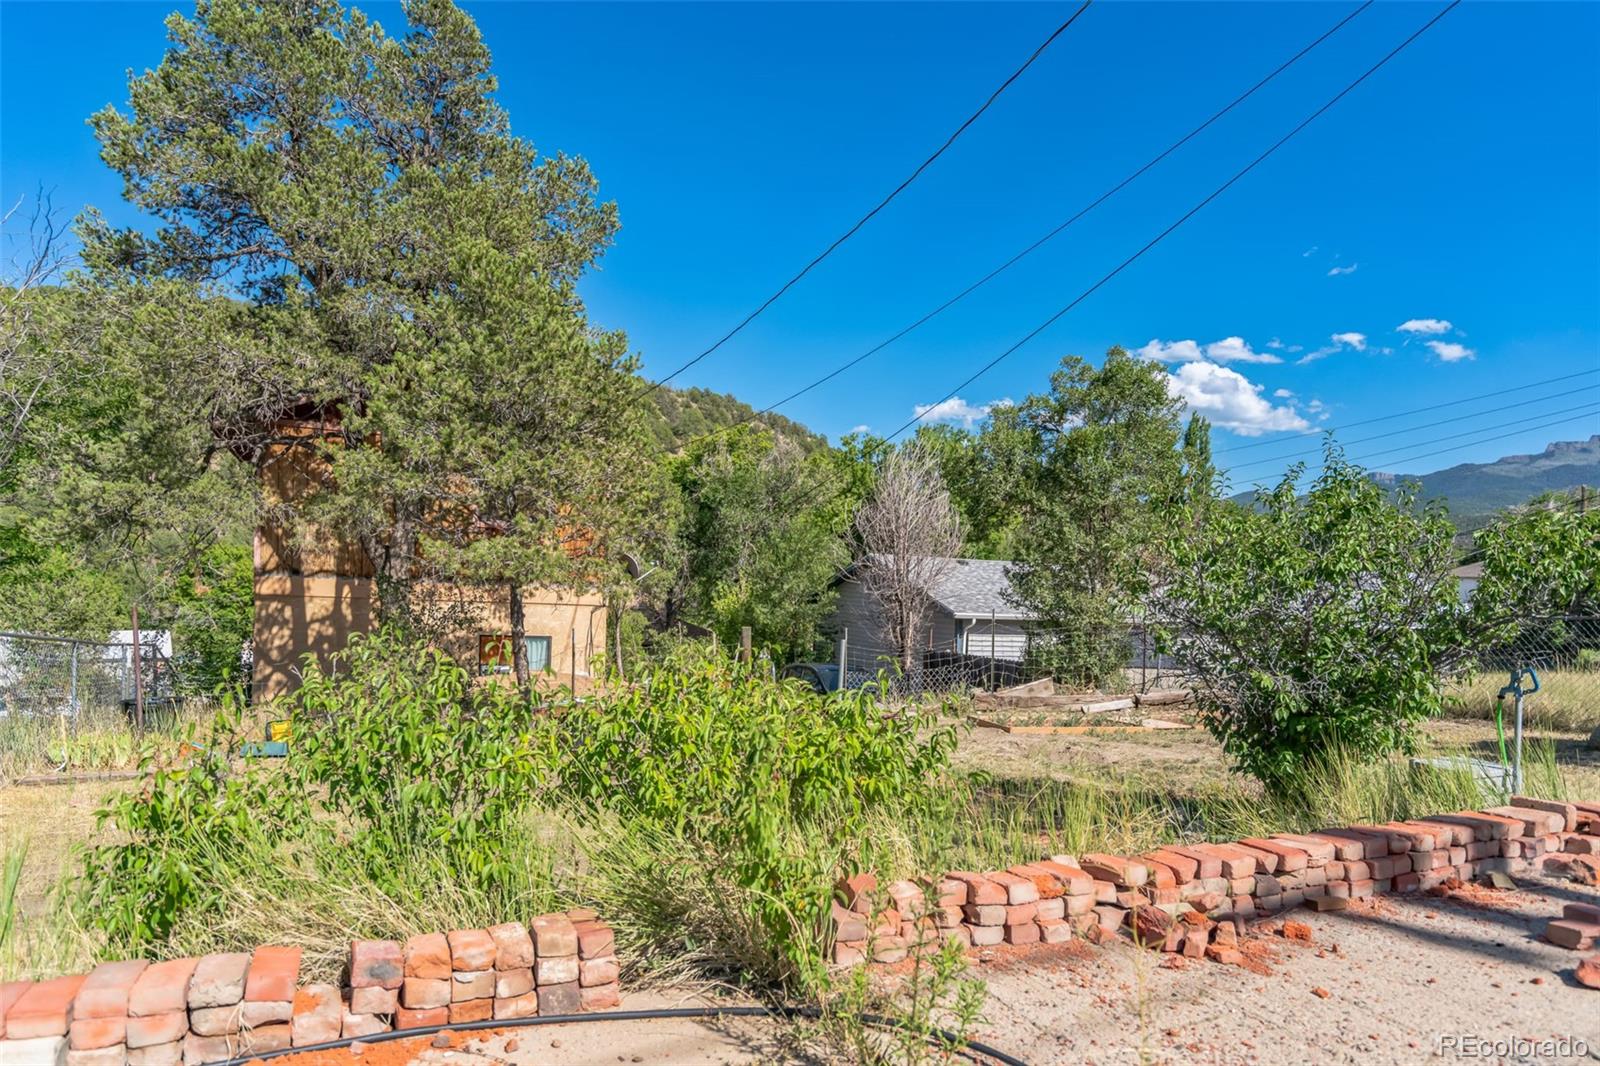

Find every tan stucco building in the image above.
[250,406,607,701]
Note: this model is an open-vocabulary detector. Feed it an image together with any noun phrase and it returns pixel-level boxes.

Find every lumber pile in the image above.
[0,911,620,1065]
[828,797,1600,982]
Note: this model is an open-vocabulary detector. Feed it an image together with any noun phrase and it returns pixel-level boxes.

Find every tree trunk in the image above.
[510,582,529,691]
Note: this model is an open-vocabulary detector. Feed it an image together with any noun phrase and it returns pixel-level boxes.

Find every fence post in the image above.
[69,641,79,720]
[838,628,849,693]
[570,627,577,692]
[739,626,752,666]
[988,610,996,691]
[130,602,145,732]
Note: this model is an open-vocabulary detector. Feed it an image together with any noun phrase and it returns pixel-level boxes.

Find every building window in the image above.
[524,636,551,673]
[479,634,553,675]
[478,635,513,675]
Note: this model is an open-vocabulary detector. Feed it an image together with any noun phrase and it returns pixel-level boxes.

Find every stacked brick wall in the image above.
[0,911,620,1066]
[829,796,1600,971]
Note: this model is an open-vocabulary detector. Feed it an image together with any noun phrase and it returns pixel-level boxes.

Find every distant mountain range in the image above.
[1232,435,1600,527]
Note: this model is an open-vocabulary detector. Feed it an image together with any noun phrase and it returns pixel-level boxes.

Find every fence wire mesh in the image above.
[0,632,178,722]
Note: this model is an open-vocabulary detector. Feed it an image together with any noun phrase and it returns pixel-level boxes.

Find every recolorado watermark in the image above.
[1437,1034,1591,1060]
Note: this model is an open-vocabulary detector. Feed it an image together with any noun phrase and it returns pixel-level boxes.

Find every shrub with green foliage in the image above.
[1153,450,1463,792]
[556,646,961,981]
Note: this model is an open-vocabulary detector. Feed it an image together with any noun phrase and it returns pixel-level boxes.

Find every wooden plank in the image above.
[997,677,1054,697]
[1134,690,1191,706]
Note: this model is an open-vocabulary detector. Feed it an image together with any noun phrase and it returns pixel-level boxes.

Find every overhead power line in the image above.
[1312,406,1600,477]
[745,1,1374,419]
[639,2,1094,397]
[882,1,1461,444]
[775,1,1459,517]
[1226,384,1600,474]
[1216,366,1600,455]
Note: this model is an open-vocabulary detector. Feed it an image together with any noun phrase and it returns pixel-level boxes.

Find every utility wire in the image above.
[1225,384,1600,474]
[1303,406,1600,478]
[768,1,1458,521]
[638,2,1094,397]
[883,1,1461,445]
[1216,366,1600,455]
[747,1,1374,419]
[653,1,1374,455]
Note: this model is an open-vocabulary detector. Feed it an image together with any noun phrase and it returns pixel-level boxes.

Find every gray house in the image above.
[830,557,1038,662]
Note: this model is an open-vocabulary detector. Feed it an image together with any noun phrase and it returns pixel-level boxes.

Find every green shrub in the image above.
[556,648,960,982]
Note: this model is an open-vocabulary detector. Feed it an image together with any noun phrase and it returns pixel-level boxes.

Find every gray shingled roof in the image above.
[842,555,1037,620]
[927,558,1034,620]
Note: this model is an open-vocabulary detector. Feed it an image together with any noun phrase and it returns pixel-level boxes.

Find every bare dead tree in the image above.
[854,442,964,673]
[0,192,72,476]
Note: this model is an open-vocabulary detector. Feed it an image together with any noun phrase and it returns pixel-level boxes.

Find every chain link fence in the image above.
[0,631,180,723]
[1448,615,1600,731]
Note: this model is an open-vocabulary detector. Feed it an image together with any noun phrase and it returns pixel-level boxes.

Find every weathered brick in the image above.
[1544,919,1600,950]
[66,1044,126,1066]
[535,956,579,986]
[400,978,450,1010]
[240,1023,292,1053]
[985,871,1040,904]
[243,946,301,1003]
[835,872,877,910]
[240,1000,292,1027]
[186,1005,240,1037]
[445,929,496,972]
[349,985,398,1015]
[486,923,534,971]
[493,992,539,1020]
[74,960,147,1021]
[967,924,1003,947]
[127,959,198,1019]
[124,1011,186,1050]
[448,999,492,1024]
[182,1032,236,1066]
[573,921,615,961]
[124,1037,180,1062]
[341,1009,389,1039]
[349,940,404,990]
[1,1036,67,1066]
[290,984,342,1047]
[1003,921,1040,946]
[530,915,578,958]
[1230,843,1280,875]
[578,957,619,988]
[580,983,621,1011]
[493,968,533,999]
[1238,838,1310,872]
[450,970,495,1002]
[1036,917,1072,944]
[1035,897,1065,921]
[537,982,582,1015]
[67,1016,124,1052]
[393,1006,448,1030]
[1079,854,1149,888]
[403,934,451,980]
[1143,849,1198,883]
[1033,861,1096,895]
[6,976,86,1039]
[1486,805,1564,836]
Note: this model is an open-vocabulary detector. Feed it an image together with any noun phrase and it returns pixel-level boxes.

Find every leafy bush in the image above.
[556,647,960,981]
[75,631,554,953]
[1153,450,1463,793]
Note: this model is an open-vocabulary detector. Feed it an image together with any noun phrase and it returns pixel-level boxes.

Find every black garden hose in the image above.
[210,1004,1030,1066]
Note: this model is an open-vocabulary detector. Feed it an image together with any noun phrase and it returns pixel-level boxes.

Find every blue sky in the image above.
[3,1,1597,490]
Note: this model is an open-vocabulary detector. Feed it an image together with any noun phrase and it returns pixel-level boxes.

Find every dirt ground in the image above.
[267,875,1600,1066]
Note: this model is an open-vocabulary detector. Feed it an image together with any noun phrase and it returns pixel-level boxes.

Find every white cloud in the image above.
[849,424,871,435]
[1166,362,1311,437]
[1136,336,1281,365]
[1266,338,1285,350]
[1296,332,1367,365]
[912,396,1007,428]
[1426,340,1475,363]
[1273,387,1295,399]
[1327,263,1358,277]
[1397,318,1452,335]
[1302,246,1318,258]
